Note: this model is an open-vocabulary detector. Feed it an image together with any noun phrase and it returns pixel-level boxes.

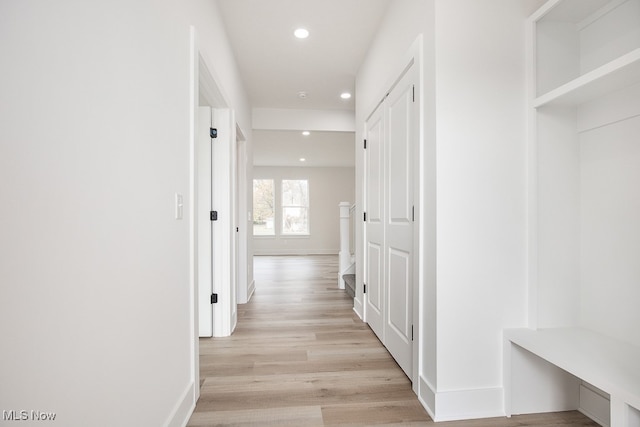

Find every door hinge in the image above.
[412,205,415,222]
[210,211,218,221]
[364,139,367,149]
[412,85,415,103]
[363,284,367,294]
[210,128,218,139]
[411,325,414,341]
[363,212,367,222]
[211,293,218,304]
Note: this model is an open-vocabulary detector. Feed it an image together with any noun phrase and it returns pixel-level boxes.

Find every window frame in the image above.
[280,179,310,236]
[252,178,276,237]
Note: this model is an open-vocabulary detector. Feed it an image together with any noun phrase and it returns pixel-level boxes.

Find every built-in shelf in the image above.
[533,0,622,25]
[516,0,640,424]
[534,48,640,108]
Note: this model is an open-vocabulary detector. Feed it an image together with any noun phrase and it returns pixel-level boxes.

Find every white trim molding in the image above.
[433,387,505,422]
[164,381,196,427]
[419,375,506,423]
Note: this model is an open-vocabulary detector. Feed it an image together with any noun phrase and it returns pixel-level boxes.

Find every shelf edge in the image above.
[529,0,563,23]
[534,48,640,108]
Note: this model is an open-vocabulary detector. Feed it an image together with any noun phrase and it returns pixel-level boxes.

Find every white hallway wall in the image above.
[356,0,544,421]
[0,0,250,425]
[253,166,355,256]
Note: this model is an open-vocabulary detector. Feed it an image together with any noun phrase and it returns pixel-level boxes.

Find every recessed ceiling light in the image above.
[340,92,352,100]
[294,28,309,39]
[299,158,306,162]
[302,131,310,136]
[298,91,308,99]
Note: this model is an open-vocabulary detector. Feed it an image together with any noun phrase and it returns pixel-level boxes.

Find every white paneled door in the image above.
[364,63,416,379]
[365,102,385,341]
[384,68,415,378]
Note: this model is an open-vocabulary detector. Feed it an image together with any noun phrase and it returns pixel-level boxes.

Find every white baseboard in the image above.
[433,386,504,421]
[164,381,195,427]
[353,298,364,320]
[417,377,505,422]
[418,376,436,420]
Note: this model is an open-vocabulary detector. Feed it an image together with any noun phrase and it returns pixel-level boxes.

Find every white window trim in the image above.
[252,178,276,237]
[281,179,310,236]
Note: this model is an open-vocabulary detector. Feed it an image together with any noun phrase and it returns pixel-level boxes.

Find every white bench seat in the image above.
[504,327,640,427]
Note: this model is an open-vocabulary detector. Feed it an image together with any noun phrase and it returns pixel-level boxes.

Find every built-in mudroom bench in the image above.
[504,0,640,426]
[504,328,640,426]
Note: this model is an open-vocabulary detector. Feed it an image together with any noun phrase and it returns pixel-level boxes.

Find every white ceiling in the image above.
[217,0,390,111]
[216,0,389,168]
[253,130,355,168]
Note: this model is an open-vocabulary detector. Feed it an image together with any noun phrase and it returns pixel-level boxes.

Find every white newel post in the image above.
[338,202,351,289]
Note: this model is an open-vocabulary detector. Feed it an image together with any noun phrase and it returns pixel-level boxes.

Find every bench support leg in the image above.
[611,397,627,427]
[611,397,640,427]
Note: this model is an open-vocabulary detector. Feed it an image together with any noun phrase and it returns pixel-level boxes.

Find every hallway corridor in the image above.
[187,256,598,426]
[189,255,428,425]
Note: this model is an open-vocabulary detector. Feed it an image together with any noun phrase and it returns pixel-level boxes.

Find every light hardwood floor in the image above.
[188,255,598,426]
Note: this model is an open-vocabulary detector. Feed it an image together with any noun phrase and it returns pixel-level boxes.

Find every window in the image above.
[252,178,310,236]
[282,179,309,235]
[253,179,275,235]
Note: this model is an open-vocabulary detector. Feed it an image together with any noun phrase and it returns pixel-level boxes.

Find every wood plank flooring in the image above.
[188,255,599,426]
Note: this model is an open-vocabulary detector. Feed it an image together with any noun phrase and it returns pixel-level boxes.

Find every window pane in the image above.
[282,207,308,234]
[282,179,309,207]
[282,180,309,235]
[253,179,275,235]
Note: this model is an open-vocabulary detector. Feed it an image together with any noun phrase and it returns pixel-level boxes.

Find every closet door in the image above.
[364,103,385,341]
[384,67,415,378]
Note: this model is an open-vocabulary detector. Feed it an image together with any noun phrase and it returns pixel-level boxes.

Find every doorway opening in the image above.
[189,27,250,407]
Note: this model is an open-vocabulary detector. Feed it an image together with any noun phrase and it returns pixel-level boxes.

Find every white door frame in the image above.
[235,126,252,304]
[197,106,214,338]
[188,24,202,408]
[189,26,249,406]
[196,106,239,338]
